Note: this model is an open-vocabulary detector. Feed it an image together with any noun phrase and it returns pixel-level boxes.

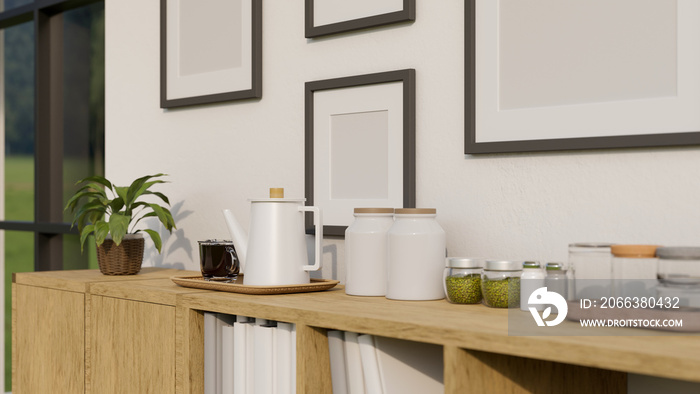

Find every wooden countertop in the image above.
[178,286,700,383]
[13,267,186,293]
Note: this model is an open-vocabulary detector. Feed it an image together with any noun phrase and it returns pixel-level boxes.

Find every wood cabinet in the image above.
[12,268,201,394]
[13,270,700,393]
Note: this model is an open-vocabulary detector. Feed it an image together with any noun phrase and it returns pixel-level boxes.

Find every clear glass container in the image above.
[443,258,483,304]
[569,243,613,300]
[521,261,545,311]
[481,260,522,308]
[657,247,700,287]
[545,262,568,300]
[656,247,700,307]
[611,244,658,298]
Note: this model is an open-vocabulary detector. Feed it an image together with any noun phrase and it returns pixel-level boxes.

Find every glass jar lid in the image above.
[523,261,541,269]
[656,247,700,260]
[569,242,613,248]
[545,262,564,271]
[484,260,523,271]
[446,257,484,268]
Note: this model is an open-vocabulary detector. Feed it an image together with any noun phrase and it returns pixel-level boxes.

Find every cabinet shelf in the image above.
[12,269,700,393]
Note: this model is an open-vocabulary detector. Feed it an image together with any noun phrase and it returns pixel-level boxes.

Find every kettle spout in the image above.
[223,209,248,273]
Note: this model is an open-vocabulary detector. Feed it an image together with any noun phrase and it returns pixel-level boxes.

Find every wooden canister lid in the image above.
[353,208,395,214]
[610,244,658,258]
[395,208,436,215]
[269,188,284,198]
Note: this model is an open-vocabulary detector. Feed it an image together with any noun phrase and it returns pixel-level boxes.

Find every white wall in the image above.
[105,1,700,390]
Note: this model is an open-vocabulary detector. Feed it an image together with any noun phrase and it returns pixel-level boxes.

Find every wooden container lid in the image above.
[395,208,436,215]
[610,244,659,258]
[353,208,395,214]
[270,188,284,198]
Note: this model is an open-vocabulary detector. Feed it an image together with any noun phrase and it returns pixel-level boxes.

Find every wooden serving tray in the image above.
[171,274,339,295]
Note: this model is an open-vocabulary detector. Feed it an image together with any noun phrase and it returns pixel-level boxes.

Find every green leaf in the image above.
[76,175,112,191]
[130,212,158,232]
[72,200,107,228]
[109,197,125,214]
[79,224,95,252]
[125,174,166,204]
[115,187,129,208]
[108,212,130,245]
[141,229,163,254]
[143,191,170,206]
[95,222,110,246]
[149,204,176,232]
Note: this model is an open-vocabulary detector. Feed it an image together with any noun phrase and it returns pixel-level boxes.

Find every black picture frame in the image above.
[305,0,415,38]
[305,69,416,236]
[160,0,262,108]
[464,1,700,154]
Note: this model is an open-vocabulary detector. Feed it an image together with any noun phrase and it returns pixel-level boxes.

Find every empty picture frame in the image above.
[160,0,262,108]
[305,0,415,38]
[305,69,416,236]
[465,0,700,154]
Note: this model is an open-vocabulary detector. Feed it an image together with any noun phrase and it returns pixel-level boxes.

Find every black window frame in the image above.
[0,0,104,271]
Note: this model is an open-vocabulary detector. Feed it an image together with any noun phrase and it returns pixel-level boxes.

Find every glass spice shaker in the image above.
[443,258,484,304]
[545,262,568,301]
[520,261,545,311]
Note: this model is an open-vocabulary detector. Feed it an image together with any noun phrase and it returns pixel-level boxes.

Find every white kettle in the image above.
[222,188,323,286]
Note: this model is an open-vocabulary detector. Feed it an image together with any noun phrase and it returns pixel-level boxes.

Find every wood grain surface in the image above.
[12,284,85,393]
[179,286,700,383]
[88,295,176,393]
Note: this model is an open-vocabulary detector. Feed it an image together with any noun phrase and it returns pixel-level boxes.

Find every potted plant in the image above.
[64,173,176,275]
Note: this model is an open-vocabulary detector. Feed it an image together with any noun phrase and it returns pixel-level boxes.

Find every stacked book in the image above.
[204,313,296,394]
[327,331,444,394]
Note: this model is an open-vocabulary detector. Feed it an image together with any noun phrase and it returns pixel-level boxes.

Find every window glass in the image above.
[62,3,105,222]
[4,21,34,222]
[0,0,33,12]
[63,233,98,270]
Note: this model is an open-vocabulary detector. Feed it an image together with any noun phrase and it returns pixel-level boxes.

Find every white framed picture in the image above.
[465,0,700,153]
[305,0,415,38]
[305,70,416,236]
[160,0,261,108]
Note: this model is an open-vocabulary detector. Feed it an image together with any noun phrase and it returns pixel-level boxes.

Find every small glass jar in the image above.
[611,244,658,298]
[443,258,483,304]
[520,261,545,311]
[656,247,700,307]
[545,262,568,300]
[481,260,522,308]
[569,243,613,300]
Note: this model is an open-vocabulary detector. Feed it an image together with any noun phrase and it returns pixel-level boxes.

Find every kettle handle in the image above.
[299,206,322,271]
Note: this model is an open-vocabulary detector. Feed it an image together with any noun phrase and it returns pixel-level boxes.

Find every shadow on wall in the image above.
[143,200,194,269]
[308,234,338,280]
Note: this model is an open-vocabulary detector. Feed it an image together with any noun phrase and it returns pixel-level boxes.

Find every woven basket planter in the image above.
[96,234,145,275]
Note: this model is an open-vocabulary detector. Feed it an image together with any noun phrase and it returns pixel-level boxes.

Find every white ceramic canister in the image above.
[386,208,446,300]
[345,208,395,296]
